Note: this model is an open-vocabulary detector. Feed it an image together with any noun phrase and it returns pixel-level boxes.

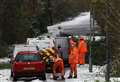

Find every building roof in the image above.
[47,12,99,36]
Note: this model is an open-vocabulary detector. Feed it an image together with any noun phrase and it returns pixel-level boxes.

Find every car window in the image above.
[15,54,42,62]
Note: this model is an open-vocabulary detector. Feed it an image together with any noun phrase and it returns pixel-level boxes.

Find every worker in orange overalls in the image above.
[78,36,88,65]
[69,35,75,47]
[68,42,78,78]
[50,48,65,80]
[69,35,75,56]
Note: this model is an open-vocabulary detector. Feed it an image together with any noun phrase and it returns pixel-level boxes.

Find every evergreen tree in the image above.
[93,0,120,76]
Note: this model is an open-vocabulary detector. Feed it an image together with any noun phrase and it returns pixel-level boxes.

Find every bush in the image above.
[95,80,100,82]
[0,63,11,69]
[86,39,106,65]
[0,43,9,58]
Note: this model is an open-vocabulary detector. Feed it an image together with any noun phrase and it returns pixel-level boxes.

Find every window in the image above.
[15,54,42,62]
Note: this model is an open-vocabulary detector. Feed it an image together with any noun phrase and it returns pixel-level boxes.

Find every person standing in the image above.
[69,35,75,48]
[68,42,78,78]
[57,45,63,59]
[69,35,75,57]
[78,36,88,65]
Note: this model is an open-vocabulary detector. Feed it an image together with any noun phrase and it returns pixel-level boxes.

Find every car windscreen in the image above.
[15,54,42,62]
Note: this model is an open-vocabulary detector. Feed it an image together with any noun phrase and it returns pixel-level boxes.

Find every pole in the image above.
[89,5,93,72]
[47,0,53,25]
[105,5,111,82]
[105,26,110,82]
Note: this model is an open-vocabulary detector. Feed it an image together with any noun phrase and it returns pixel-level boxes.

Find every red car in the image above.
[11,51,46,81]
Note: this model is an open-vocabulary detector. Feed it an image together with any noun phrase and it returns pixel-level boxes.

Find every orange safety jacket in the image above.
[53,57,64,73]
[69,38,75,47]
[78,40,88,64]
[78,40,88,53]
[69,47,78,64]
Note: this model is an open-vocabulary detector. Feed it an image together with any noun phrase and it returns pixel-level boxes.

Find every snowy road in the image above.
[0,64,119,82]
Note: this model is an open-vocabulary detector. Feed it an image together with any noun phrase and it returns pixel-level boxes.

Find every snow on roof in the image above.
[47,12,98,36]
[48,12,90,29]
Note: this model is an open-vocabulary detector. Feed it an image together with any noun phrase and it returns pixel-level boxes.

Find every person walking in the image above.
[78,36,88,65]
[68,42,78,78]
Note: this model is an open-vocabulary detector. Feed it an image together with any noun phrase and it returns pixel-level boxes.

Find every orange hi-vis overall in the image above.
[69,47,78,75]
[69,38,75,47]
[78,39,88,64]
[53,57,64,77]
[69,38,76,54]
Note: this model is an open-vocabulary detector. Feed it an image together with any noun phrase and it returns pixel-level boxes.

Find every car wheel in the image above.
[13,76,17,81]
[41,73,46,80]
[39,72,46,80]
[10,70,13,77]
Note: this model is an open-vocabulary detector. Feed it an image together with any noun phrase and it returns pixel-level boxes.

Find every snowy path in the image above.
[0,64,119,82]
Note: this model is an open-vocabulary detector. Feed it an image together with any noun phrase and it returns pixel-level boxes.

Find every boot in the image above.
[73,74,77,78]
[68,75,72,79]
[61,76,65,80]
[53,76,57,80]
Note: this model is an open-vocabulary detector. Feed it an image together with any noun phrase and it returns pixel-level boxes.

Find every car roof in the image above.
[17,51,39,55]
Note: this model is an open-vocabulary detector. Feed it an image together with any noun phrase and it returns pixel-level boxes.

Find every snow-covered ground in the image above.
[0,58,10,64]
[0,64,120,82]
